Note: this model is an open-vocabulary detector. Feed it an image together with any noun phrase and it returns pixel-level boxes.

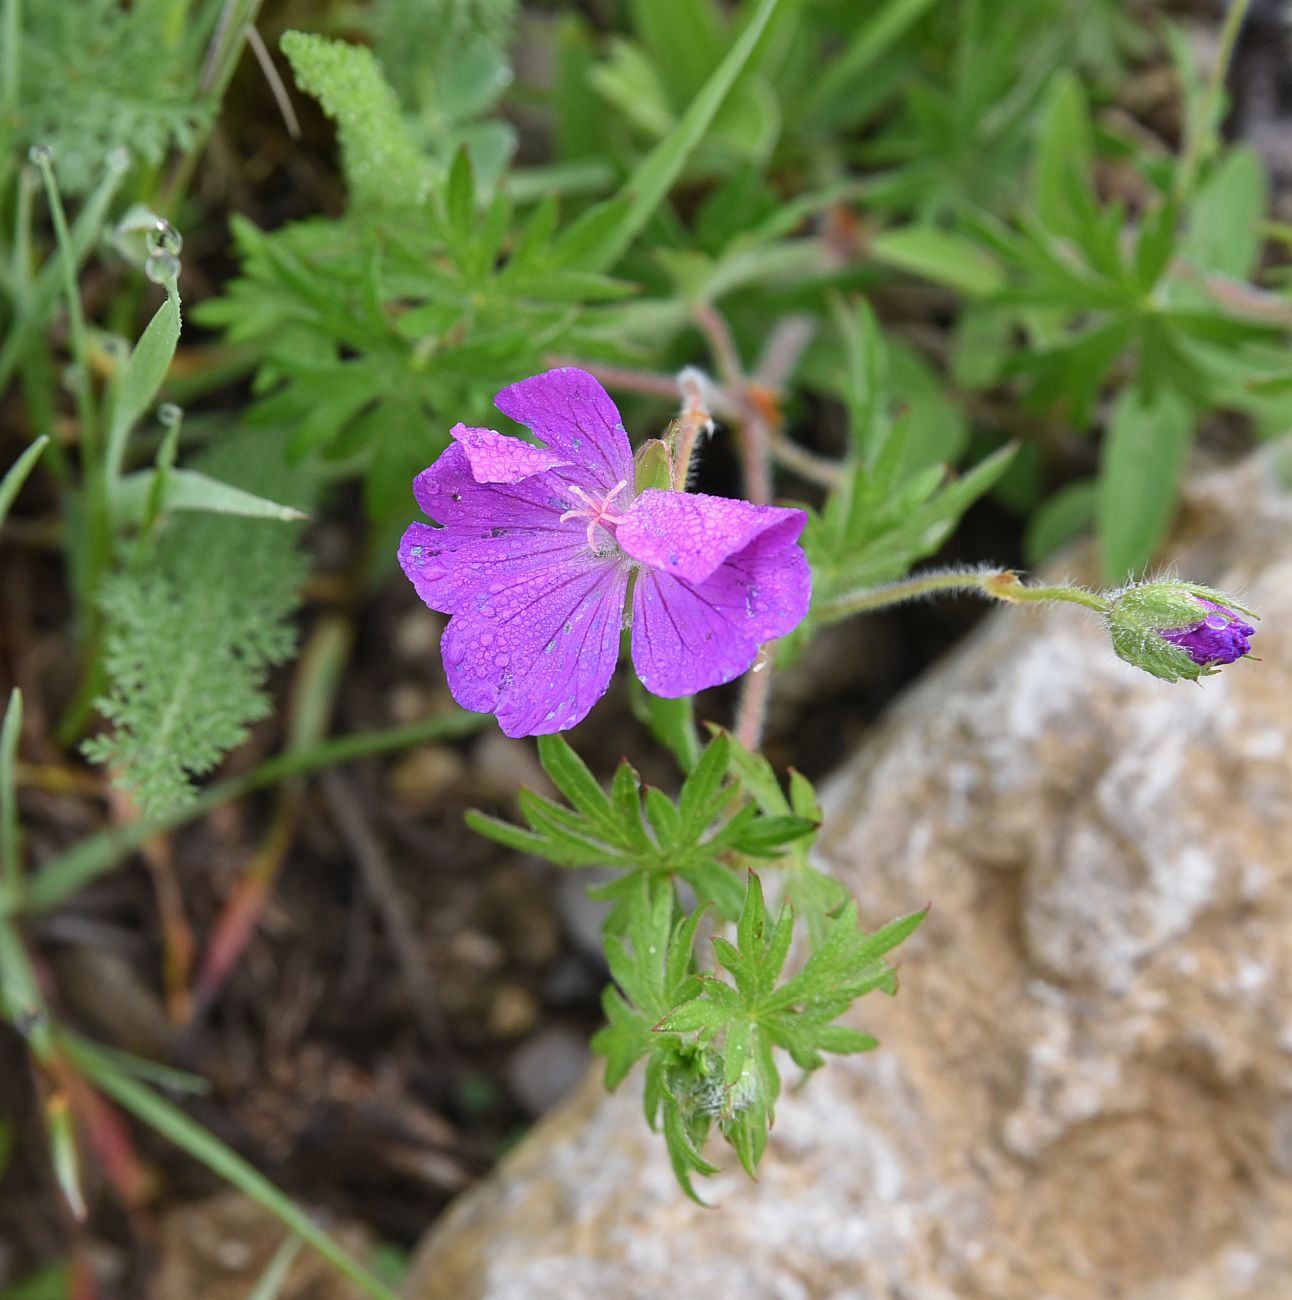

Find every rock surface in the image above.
[402,450,1292,1300]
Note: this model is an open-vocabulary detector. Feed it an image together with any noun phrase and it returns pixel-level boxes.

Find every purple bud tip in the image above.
[1158,598,1255,668]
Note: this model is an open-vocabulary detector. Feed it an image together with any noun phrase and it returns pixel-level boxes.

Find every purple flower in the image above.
[1158,598,1255,668]
[398,368,811,737]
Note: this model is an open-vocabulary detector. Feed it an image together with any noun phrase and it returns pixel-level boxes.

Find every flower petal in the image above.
[617,490,807,585]
[493,368,633,491]
[399,521,589,616]
[412,443,583,531]
[450,422,569,484]
[440,555,631,737]
[630,535,811,698]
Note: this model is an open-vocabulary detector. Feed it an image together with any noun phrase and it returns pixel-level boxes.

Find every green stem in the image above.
[27,708,489,914]
[818,567,1111,622]
[0,917,53,1063]
[32,153,97,456]
[34,152,114,656]
[1,689,23,909]
[1176,0,1252,199]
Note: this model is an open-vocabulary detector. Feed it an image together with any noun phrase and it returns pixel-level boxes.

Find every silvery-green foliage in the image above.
[84,432,313,815]
[16,0,208,194]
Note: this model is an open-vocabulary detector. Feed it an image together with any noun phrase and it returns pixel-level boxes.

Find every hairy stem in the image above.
[818,567,1111,622]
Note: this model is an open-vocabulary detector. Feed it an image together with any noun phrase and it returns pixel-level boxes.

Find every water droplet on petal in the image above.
[445,640,467,666]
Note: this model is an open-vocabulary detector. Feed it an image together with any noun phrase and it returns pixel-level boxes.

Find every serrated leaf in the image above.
[676,733,730,837]
[537,734,616,833]
[643,785,682,848]
[656,998,732,1035]
[724,814,817,857]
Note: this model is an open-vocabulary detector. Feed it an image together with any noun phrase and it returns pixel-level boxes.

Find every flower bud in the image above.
[1106,581,1256,682]
[633,438,673,493]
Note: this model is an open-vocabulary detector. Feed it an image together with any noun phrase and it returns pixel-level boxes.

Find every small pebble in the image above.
[389,745,466,811]
[507,1026,592,1116]
[486,983,541,1039]
[394,608,442,660]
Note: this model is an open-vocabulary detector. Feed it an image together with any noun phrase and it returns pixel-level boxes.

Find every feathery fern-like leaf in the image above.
[19,0,208,194]
[84,431,313,815]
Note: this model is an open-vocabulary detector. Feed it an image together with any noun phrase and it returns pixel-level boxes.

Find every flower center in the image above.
[561,481,629,551]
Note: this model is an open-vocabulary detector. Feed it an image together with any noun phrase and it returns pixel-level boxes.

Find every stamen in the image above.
[560,480,629,550]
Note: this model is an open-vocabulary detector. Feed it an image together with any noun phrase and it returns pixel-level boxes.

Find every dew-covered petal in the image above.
[399,521,590,617]
[1159,598,1256,667]
[493,368,633,491]
[630,535,811,698]
[449,422,569,484]
[440,555,631,737]
[617,490,807,585]
[413,442,583,531]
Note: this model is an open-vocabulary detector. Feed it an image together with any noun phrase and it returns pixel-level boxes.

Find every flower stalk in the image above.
[818,566,1112,622]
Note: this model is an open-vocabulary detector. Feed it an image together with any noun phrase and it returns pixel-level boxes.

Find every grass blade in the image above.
[580,0,786,271]
[60,1033,399,1300]
[0,436,48,531]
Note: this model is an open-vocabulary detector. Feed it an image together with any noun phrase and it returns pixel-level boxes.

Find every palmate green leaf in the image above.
[648,875,924,1184]
[719,729,843,940]
[810,441,1017,598]
[368,0,517,113]
[469,733,813,922]
[592,877,707,1090]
